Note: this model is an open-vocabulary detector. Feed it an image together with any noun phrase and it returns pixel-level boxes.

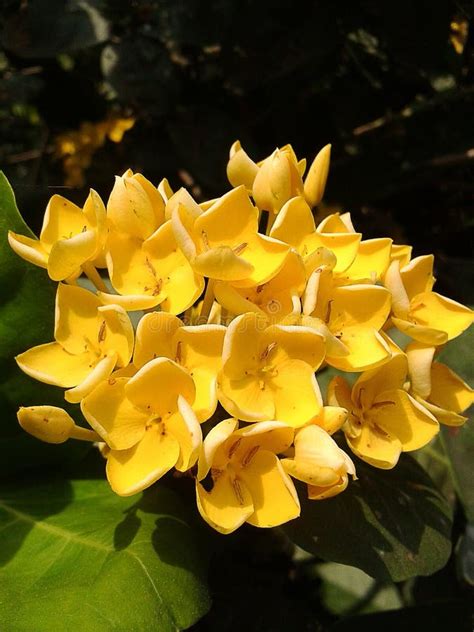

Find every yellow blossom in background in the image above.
[81,358,201,496]
[54,116,135,187]
[329,343,439,469]
[196,418,299,534]
[8,189,106,282]
[384,255,474,344]
[16,283,134,403]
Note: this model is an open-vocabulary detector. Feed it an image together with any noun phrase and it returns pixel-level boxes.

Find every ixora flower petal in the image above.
[281,425,356,499]
[214,249,306,323]
[196,419,299,534]
[270,199,361,274]
[133,312,226,422]
[406,342,473,426]
[328,347,439,469]
[81,358,202,496]
[172,185,289,285]
[384,258,474,344]
[16,283,134,403]
[303,267,392,371]
[8,189,106,281]
[218,312,325,426]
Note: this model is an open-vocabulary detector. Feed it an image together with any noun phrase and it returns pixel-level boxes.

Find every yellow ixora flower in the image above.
[15,283,134,403]
[218,312,326,426]
[328,343,439,469]
[196,418,299,534]
[8,189,106,283]
[171,185,289,286]
[213,249,306,323]
[133,312,226,422]
[81,358,201,496]
[406,342,473,426]
[101,169,204,312]
[281,425,356,500]
[384,255,474,345]
[226,141,331,213]
[270,198,361,275]
[302,263,392,371]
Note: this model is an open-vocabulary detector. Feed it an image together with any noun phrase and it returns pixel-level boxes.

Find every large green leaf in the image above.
[0,171,87,473]
[0,476,210,631]
[284,453,452,582]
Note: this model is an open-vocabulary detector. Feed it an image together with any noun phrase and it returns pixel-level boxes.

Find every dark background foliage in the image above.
[0,2,473,630]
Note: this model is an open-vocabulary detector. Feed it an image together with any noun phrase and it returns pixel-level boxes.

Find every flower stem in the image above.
[82,262,108,292]
[70,425,102,442]
[200,278,216,323]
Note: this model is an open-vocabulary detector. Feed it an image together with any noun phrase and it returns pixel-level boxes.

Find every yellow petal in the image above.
[193,246,255,281]
[54,282,101,354]
[218,371,276,421]
[7,231,48,268]
[317,212,352,234]
[313,406,348,434]
[239,451,300,527]
[391,244,412,268]
[105,231,166,301]
[158,177,173,206]
[197,417,238,480]
[40,195,90,247]
[169,396,202,471]
[268,359,323,427]
[81,377,148,449]
[126,357,195,418]
[107,425,180,496]
[47,230,97,281]
[132,172,165,227]
[391,316,448,345]
[194,185,258,243]
[383,260,410,318]
[262,324,326,370]
[253,150,293,212]
[281,425,355,487]
[308,232,361,274]
[107,174,157,240]
[97,292,163,311]
[409,291,474,341]
[414,396,467,427]
[230,234,289,288]
[134,312,182,368]
[214,281,266,317]
[143,221,204,314]
[170,197,201,260]
[328,284,391,330]
[400,255,435,299]
[226,140,259,190]
[343,238,392,282]
[234,420,294,456]
[196,472,254,534]
[371,389,439,451]
[430,361,474,413]
[65,352,117,403]
[307,476,350,500]
[16,342,94,387]
[327,376,353,411]
[330,328,391,372]
[270,196,316,248]
[347,424,402,469]
[304,144,331,207]
[406,342,436,398]
[352,350,407,409]
[97,305,134,367]
[221,312,267,379]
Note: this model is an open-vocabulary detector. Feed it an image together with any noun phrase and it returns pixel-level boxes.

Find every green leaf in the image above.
[0,171,88,473]
[284,453,452,581]
[315,562,402,616]
[0,476,210,631]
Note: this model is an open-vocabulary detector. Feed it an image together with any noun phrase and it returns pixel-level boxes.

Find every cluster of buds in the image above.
[9,141,474,534]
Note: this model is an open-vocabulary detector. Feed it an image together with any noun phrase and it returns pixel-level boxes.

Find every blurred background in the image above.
[0,0,473,304]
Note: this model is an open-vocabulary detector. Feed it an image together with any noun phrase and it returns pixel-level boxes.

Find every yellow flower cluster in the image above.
[9,141,474,534]
[54,116,135,187]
